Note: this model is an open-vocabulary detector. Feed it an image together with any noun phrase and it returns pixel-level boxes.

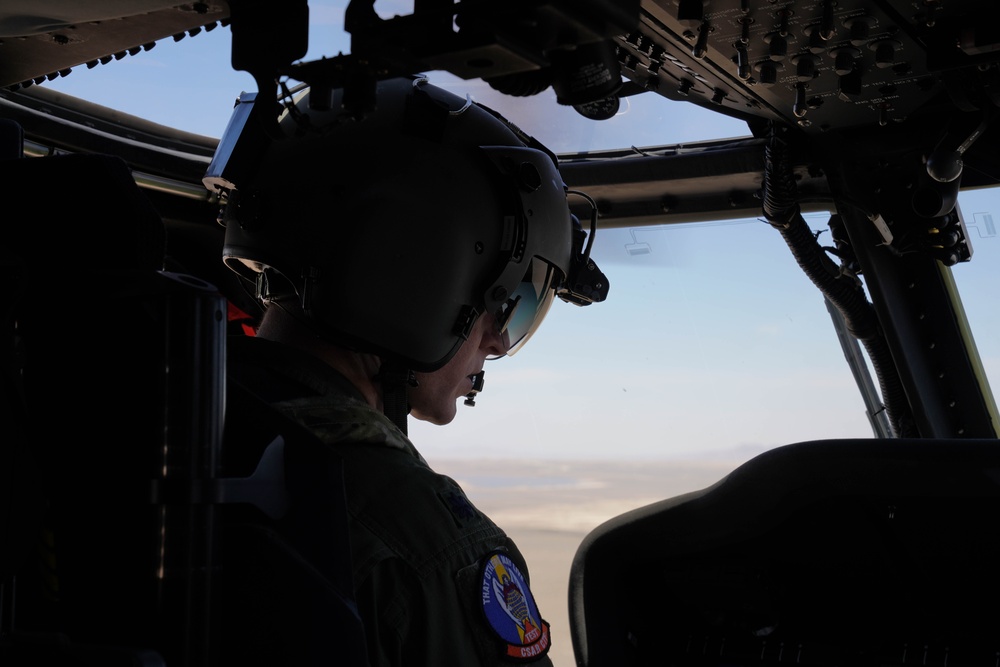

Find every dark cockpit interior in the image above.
[2,1,999,665]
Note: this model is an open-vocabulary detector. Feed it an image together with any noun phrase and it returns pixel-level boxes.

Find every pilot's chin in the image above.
[410,405,458,427]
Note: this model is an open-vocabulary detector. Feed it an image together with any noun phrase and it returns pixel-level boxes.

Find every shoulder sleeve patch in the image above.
[479,550,551,662]
[438,487,480,527]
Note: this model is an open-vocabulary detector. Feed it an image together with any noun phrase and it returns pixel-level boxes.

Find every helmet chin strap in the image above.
[376,362,416,435]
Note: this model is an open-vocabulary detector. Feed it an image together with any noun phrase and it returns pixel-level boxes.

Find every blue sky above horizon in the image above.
[41,1,999,461]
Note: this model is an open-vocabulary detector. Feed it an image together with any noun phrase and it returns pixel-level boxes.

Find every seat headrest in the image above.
[1,153,165,273]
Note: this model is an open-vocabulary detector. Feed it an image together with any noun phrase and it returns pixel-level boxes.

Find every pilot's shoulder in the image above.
[339,443,505,562]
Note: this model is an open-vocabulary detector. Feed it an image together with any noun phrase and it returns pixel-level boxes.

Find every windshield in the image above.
[35,2,1000,665]
[37,7,999,665]
[38,0,998,466]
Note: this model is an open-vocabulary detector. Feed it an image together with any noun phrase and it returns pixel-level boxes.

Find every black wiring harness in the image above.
[761,125,916,438]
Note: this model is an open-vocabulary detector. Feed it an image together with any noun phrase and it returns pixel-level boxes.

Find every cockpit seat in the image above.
[1,149,217,664]
[0,148,366,665]
[569,438,1000,667]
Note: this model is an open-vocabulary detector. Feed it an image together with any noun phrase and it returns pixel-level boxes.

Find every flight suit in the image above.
[227,336,554,666]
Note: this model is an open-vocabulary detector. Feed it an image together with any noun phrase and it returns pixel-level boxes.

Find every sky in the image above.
[40,1,999,463]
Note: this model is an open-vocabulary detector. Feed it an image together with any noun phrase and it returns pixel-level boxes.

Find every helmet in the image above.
[208,75,596,371]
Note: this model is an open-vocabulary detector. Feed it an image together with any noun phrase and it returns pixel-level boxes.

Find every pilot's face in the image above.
[408,312,508,425]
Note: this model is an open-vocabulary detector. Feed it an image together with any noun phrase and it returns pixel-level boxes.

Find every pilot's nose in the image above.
[479,311,510,356]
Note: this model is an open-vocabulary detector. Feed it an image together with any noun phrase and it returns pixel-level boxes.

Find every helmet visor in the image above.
[492,260,557,358]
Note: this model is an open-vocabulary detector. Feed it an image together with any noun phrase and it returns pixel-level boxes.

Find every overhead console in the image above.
[615,0,1000,133]
[286,0,1000,135]
[569,439,1000,667]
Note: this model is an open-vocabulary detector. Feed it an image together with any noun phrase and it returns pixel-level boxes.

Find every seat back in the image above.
[570,438,1000,667]
[1,150,226,665]
[214,377,368,666]
[1,146,367,666]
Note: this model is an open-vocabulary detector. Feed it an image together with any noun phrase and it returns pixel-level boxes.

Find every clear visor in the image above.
[491,260,557,359]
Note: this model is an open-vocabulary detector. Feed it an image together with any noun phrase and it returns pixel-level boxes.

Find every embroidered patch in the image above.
[439,488,478,526]
[479,551,551,662]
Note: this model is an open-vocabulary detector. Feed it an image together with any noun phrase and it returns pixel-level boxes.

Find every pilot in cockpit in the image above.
[205,74,607,665]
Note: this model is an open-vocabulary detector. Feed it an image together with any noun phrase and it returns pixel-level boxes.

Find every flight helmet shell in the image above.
[217,75,573,371]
